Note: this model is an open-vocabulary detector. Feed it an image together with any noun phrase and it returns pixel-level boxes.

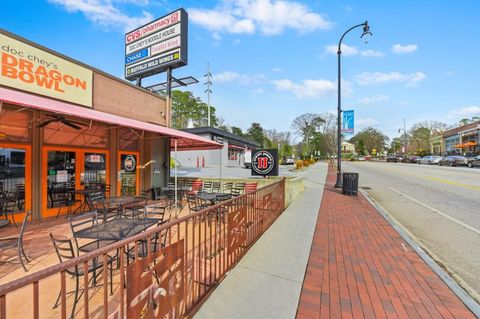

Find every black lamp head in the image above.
[361,21,372,43]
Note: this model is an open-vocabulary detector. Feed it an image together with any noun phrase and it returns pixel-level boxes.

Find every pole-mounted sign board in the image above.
[124,8,188,81]
[251,149,279,177]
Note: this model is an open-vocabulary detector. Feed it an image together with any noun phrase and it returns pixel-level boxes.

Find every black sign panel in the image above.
[251,149,279,176]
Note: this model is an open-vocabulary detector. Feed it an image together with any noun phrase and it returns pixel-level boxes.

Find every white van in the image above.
[244,150,252,168]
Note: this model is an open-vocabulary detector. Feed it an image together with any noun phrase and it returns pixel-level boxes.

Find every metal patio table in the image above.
[74,217,159,241]
[195,192,231,206]
[161,186,190,208]
[69,188,102,214]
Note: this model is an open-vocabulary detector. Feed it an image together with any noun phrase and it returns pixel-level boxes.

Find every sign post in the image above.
[251,149,279,177]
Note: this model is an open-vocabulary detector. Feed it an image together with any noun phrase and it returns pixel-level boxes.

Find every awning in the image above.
[453,144,464,148]
[0,87,221,150]
[463,141,477,147]
[228,144,247,150]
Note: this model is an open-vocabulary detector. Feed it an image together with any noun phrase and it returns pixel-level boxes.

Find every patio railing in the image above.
[0,178,285,319]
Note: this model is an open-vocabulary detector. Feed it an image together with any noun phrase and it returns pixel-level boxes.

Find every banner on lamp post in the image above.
[342,110,354,134]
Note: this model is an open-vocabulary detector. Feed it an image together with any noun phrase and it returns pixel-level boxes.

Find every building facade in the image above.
[0,29,218,222]
[441,121,480,155]
[173,127,259,168]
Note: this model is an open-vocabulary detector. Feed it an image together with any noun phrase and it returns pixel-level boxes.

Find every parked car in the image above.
[386,155,404,163]
[404,155,421,163]
[356,156,366,161]
[419,155,442,165]
[438,155,468,167]
[281,157,295,165]
[467,155,480,168]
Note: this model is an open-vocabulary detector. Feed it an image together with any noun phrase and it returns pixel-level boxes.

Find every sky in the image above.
[2,0,480,141]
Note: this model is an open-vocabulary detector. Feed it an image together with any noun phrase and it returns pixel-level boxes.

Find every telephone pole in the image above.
[204,63,213,127]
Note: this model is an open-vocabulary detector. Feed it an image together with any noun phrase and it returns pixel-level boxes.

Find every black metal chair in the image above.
[211,182,221,193]
[50,234,112,318]
[0,210,31,271]
[223,182,233,194]
[202,181,212,193]
[186,193,209,214]
[232,183,245,197]
[125,218,169,262]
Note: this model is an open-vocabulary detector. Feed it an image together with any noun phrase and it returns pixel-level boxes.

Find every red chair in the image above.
[190,180,203,194]
[245,182,258,193]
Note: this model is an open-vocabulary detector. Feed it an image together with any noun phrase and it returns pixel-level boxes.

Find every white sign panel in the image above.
[56,170,68,183]
[124,8,187,80]
[126,24,182,55]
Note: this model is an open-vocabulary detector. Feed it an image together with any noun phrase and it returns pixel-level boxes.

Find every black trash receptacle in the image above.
[342,172,359,196]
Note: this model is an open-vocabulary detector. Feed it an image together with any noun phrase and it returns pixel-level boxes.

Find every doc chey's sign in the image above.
[0,32,93,107]
[124,8,188,81]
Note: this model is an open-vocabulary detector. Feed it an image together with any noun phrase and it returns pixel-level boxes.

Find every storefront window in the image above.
[228,149,239,161]
[47,151,76,209]
[0,105,31,143]
[43,116,108,148]
[119,153,138,195]
[0,147,26,213]
[119,128,140,151]
[83,153,107,185]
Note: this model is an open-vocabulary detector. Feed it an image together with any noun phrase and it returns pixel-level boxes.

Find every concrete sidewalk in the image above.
[194,163,328,319]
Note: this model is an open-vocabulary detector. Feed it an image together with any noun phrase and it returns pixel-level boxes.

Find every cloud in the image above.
[448,106,480,117]
[358,94,390,105]
[271,78,345,98]
[213,71,266,85]
[360,49,384,57]
[392,43,418,54]
[325,44,383,57]
[355,71,426,86]
[189,0,332,36]
[48,0,153,32]
[272,67,283,72]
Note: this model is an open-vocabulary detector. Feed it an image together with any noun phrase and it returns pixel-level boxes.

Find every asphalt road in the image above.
[173,165,298,178]
[343,161,480,300]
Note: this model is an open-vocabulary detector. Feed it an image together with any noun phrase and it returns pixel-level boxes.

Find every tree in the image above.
[349,127,389,155]
[459,118,470,126]
[230,126,244,137]
[291,113,326,156]
[389,137,404,154]
[246,123,266,147]
[264,129,293,158]
[171,90,219,129]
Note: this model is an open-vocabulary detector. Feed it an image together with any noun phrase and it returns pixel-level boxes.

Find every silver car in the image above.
[419,155,442,165]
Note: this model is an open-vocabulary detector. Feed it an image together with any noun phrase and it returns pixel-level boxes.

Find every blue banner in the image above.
[342,110,354,134]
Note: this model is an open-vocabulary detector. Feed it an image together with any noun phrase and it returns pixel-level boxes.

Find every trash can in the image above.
[342,172,359,196]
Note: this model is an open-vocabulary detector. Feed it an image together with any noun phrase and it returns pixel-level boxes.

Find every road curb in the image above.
[360,189,480,318]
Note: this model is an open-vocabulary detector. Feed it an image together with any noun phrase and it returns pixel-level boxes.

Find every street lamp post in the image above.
[335,21,372,188]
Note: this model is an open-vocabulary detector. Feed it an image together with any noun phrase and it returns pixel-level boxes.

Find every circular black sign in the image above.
[124,155,137,172]
[252,151,275,175]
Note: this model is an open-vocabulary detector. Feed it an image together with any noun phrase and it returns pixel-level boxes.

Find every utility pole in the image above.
[204,63,212,127]
[398,118,407,155]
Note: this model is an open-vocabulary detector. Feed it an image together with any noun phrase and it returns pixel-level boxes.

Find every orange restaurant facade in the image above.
[0,29,220,223]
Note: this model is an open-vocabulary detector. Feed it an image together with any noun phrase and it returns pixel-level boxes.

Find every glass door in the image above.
[0,144,31,224]
[118,152,139,196]
[46,150,77,214]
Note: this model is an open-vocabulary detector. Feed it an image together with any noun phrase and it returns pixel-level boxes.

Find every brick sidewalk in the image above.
[296,169,476,319]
